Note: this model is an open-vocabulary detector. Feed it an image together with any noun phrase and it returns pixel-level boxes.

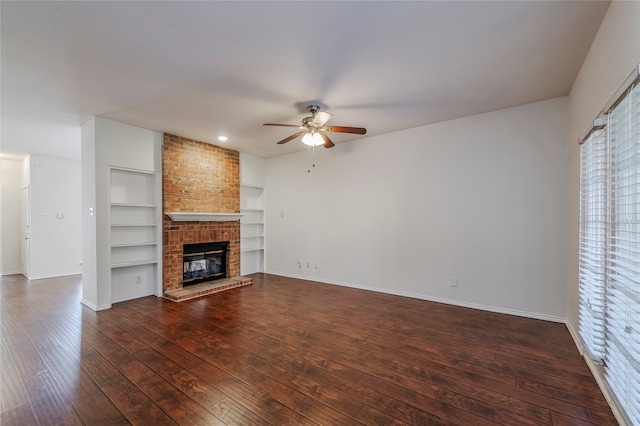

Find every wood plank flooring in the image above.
[1,273,618,425]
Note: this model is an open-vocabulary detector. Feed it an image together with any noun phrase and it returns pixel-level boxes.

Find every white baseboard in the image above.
[111,292,155,305]
[0,270,22,276]
[28,271,82,280]
[80,299,111,311]
[265,270,565,323]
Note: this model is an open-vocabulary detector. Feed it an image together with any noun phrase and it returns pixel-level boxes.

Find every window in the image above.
[579,76,640,425]
[579,127,607,362]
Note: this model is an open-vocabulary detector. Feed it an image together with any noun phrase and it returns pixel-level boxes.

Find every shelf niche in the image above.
[109,167,160,304]
[240,184,265,274]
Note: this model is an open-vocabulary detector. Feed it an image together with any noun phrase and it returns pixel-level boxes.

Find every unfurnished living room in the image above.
[1,1,638,425]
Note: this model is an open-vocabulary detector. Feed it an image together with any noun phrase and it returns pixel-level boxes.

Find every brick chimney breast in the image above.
[162,134,241,294]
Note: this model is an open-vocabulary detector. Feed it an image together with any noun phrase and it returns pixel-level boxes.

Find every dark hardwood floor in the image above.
[1,273,618,425]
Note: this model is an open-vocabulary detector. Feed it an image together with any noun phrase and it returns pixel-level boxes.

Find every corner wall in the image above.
[266,97,568,320]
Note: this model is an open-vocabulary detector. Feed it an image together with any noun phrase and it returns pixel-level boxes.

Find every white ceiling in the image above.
[1,1,610,160]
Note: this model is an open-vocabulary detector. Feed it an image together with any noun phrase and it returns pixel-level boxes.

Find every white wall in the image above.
[566,2,640,424]
[240,152,266,187]
[0,159,24,275]
[81,117,162,310]
[266,97,568,321]
[81,117,98,307]
[26,155,82,279]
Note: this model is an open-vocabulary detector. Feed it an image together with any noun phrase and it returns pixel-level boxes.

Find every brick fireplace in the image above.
[162,133,252,301]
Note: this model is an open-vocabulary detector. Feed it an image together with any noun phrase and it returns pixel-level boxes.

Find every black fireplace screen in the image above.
[183,241,228,286]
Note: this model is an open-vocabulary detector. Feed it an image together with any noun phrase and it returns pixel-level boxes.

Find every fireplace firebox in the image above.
[182,241,228,286]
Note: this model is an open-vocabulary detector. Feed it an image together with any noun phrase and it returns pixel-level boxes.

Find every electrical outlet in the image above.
[135,275,142,284]
[450,277,459,287]
[298,259,302,267]
[306,261,310,267]
[40,213,48,219]
[314,261,320,268]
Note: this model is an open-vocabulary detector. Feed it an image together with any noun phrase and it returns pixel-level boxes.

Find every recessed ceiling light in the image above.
[217,136,228,142]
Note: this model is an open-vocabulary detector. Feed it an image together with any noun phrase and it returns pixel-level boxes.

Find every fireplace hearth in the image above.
[183,241,227,286]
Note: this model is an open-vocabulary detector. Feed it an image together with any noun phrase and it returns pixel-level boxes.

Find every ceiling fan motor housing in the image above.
[302,116,317,129]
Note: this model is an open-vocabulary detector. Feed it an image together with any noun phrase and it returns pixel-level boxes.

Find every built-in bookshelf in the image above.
[240,184,264,274]
[109,167,160,303]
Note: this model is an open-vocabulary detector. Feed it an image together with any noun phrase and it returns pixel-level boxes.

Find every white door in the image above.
[21,186,30,278]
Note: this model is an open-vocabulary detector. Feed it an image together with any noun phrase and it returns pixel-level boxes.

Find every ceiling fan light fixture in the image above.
[301,132,324,146]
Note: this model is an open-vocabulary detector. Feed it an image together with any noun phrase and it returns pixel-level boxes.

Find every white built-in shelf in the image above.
[111,259,158,268]
[111,242,157,248]
[240,183,264,189]
[111,203,156,208]
[241,247,265,253]
[240,184,265,274]
[109,167,161,303]
[111,223,157,227]
[165,212,243,222]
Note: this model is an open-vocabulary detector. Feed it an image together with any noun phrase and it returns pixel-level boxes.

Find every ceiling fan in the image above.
[264,105,366,148]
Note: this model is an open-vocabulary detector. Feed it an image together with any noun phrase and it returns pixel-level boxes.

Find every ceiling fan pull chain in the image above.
[307,145,317,173]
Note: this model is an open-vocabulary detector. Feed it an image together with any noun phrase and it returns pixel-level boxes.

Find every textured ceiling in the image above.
[1,1,610,160]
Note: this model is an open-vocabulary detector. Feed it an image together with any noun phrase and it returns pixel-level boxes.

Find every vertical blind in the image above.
[579,81,640,426]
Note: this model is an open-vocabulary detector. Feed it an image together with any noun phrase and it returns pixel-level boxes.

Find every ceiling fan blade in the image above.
[327,126,367,135]
[319,132,335,148]
[313,111,333,127]
[264,123,302,128]
[276,131,305,145]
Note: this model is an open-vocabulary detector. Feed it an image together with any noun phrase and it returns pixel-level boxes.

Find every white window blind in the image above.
[580,77,640,425]
[579,127,607,362]
[605,83,640,425]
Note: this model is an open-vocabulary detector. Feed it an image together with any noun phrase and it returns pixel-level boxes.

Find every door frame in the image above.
[21,185,30,279]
